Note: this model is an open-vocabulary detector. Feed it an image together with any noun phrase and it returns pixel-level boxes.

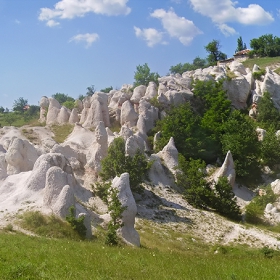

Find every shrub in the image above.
[66,206,87,239]
[105,188,127,246]
[253,69,266,80]
[92,182,111,203]
[245,186,277,224]
[100,138,150,191]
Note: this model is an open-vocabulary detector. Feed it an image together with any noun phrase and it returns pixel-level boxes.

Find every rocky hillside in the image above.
[1,60,280,249]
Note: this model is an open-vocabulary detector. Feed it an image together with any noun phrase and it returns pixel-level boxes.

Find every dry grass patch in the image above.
[50,124,74,143]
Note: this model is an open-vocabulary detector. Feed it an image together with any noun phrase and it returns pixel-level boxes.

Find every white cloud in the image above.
[189,0,274,34]
[69,33,99,48]
[39,0,131,26]
[15,19,21,24]
[151,8,202,46]
[46,20,60,27]
[134,27,165,47]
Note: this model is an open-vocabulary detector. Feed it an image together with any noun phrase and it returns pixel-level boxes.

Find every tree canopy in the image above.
[204,40,227,65]
[169,56,207,75]
[250,34,280,57]
[13,97,28,113]
[236,36,247,53]
[134,63,160,87]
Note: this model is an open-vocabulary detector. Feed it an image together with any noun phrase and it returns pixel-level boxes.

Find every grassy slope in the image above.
[242,56,280,71]
[0,231,280,280]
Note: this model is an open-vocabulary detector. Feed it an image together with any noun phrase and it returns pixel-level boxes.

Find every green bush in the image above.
[92,182,111,203]
[245,186,277,224]
[253,69,266,80]
[105,188,127,246]
[66,206,87,239]
[100,137,150,191]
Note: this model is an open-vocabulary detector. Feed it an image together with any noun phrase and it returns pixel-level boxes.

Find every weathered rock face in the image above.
[111,173,140,247]
[82,93,110,128]
[5,138,39,175]
[130,85,147,104]
[86,121,108,172]
[46,98,62,125]
[69,108,79,124]
[51,144,86,171]
[26,153,73,191]
[145,82,158,100]
[0,154,7,179]
[223,77,251,109]
[213,151,236,187]
[39,96,49,123]
[125,134,145,156]
[120,100,138,127]
[157,137,178,176]
[57,106,71,124]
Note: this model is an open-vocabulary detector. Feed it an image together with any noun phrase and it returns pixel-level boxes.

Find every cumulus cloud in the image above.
[69,33,99,48]
[189,0,274,35]
[134,27,165,47]
[39,0,131,26]
[151,8,202,46]
[46,19,60,27]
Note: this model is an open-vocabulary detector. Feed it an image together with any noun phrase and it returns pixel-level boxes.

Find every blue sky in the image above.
[0,0,279,109]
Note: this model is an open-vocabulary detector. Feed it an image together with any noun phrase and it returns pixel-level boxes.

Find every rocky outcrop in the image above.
[86,121,108,172]
[5,138,39,175]
[39,96,49,123]
[213,151,236,187]
[111,173,140,246]
[82,93,110,128]
[156,137,178,176]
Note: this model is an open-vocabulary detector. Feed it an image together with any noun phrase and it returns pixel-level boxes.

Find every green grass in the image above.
[0,113,40,127]
[242,56,280,70]
[50,124,74,143]
[17,211,82,240]
[0,230,280,279]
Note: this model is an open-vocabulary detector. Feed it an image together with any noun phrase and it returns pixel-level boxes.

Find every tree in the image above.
[134,63,160,87]
[169,57,207,75]
[256,91,280,130]
[236,36,247,53]
[221,110,261,185]
[13,97,28,113]
[52,93,74,104]
[0,106,4,113]
[250,34,280,57]
[86,85,95,96]
[100,137,150,190]
[105,188,127,246]
[204,40,227,65]
[100,86,113,93]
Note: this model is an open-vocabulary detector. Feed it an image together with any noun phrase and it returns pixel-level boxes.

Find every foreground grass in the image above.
[243,56,280,70]
[1,230,280,279]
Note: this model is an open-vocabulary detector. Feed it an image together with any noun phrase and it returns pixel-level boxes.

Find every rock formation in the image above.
[111,173,140,246]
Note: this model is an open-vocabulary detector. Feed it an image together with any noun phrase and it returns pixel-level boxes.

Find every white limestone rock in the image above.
[120,100,138,127]
[39,96,49,123]
[119,124,133,142]
[82,93,110,128]
[256,127,266,141]
[5,138,39,175]
[108,90,130,109]
[0,154,7,180]
[125,134,145,156]
[86,121,108,172]
[214,151,236,187]
[130,85,147,104]
[157,137,178,175]
[26,153,73,191]
[69,108,79,124]
[57,106,70,124]
[111,173,140,246]
[223,76,251,109]
[46,98,61,125]
[229,61,247,76]
[271,179,280,195]
[145,82,158,100]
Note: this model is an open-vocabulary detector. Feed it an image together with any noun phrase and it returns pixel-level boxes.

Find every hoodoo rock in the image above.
[111,173,140,247]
